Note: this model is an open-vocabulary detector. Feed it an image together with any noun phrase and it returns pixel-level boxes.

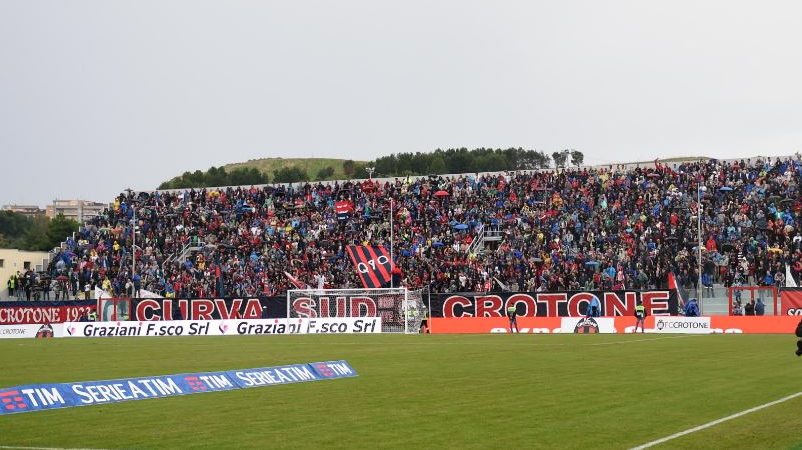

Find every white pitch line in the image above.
[629,391,802,449]
[251,334,701,347]
[0,446,110,450]
[584,335,697,346]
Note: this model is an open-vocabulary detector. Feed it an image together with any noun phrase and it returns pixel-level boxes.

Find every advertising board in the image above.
[430,316,799,334]
[62,317,381,338]
[0,360,356,415]
[0,324,63,339]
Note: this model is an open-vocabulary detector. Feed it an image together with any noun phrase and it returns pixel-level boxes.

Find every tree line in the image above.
[158,166,269,190]
[156,148,583,187]
[0,212,79,252]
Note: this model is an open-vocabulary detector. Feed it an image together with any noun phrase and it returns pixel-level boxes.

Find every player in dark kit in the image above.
[507,304,519,333]
[795,318,802,357]
[634,300,646,333]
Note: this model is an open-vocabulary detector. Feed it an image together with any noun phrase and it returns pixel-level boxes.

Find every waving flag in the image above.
[346,246,393,288]
[284,271,307,290]
[668,272,687,308]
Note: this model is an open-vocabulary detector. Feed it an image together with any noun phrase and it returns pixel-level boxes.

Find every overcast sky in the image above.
[1,0,801,207]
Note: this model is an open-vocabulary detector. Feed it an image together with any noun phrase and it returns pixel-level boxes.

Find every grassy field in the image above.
[1,334,802,449]
[225,157,367,181]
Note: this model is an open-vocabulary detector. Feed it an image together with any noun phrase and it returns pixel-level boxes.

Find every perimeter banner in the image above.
[0,360,356,415]
[131,297,287,321]
[62,318,381,337]
[0,324,63,339]
[430,290,678,318]
[130,296,396,321]
[781,289,802,315]
[429,316,799,334]
[2,291,678,324]
[0,300,96,325]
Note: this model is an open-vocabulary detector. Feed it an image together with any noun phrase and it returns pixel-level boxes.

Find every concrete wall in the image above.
[0,249,49,300]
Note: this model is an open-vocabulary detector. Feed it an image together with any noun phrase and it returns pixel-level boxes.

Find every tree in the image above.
[570,149,584,168]
[20,216,50,251]
[429,155,447,174]
[230,167,268,186]
[478,153,507,172]
[343,160,356,177]
[45,214,79,251]
[317,166,335,179]
[352,162,368,179]
[552,151,569,168]
[273,166,309,183]
[446,148,474,173]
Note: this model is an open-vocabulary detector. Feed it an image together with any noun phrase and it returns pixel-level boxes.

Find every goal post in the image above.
[727,286,778,315]
[287,287,427,334]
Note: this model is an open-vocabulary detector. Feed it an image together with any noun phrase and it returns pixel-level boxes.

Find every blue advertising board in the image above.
[0,360,356,415]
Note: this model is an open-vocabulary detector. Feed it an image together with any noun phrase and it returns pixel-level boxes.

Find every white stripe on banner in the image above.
[787,264,798,288]
[629,391,802,449]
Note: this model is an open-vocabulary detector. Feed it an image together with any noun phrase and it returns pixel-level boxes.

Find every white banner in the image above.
[653,316,712,334]
[560,317,617,334]
[0,324,63,339]
[787,264,798,288]
[63,318,382,338]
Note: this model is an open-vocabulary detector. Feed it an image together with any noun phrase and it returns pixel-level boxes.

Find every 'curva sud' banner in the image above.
[430,290,678,318]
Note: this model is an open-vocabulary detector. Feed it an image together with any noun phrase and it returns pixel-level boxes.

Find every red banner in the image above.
[432,290,678,317]
[335,200,353,220]
[429,316,800,334]
[781,289,802,315]
[0,301,96,324]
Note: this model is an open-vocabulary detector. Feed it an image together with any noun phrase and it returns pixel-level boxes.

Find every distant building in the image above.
[2,204,45,218]
[46,199,108,223]
[0,248,50,300]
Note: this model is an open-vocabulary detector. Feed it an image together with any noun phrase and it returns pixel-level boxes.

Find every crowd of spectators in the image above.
[41,156,802,300]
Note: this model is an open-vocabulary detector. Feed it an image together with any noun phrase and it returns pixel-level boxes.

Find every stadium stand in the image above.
[44,156,802,300]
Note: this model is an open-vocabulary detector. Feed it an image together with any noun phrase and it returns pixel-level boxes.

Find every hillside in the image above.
[158,158,369,189]
[224,157,367,181]
[159,151,783,190]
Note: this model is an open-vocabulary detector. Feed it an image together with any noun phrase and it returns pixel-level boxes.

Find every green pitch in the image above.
[1,334,802,449]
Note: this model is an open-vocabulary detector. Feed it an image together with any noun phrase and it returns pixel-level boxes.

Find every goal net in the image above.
[287,288,427,334]
[97,297,132,321]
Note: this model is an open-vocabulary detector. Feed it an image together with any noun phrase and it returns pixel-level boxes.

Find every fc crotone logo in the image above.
[573,317,599,334]
[35,324,54,338]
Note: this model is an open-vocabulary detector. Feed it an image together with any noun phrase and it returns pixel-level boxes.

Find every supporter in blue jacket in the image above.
[684,298,700,317]
[754,299,765,316]
[586,296,601,317]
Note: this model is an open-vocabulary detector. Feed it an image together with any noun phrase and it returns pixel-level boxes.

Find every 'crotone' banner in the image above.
[430,290,679,317]
[345,246,393,288]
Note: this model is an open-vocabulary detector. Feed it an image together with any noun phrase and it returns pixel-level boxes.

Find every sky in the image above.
[1,0,801,207]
